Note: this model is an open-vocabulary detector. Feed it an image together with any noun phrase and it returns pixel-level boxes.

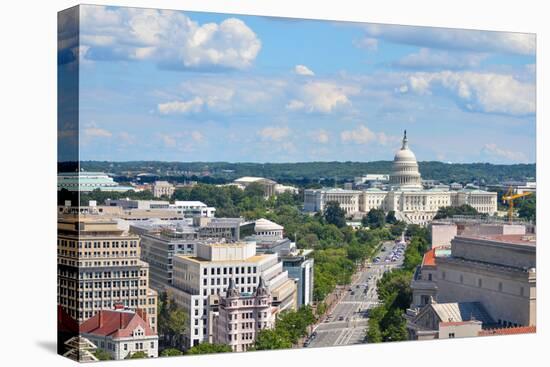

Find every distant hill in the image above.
[78,160,535,186]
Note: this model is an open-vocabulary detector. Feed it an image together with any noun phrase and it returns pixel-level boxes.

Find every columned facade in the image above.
[304,130,498,225]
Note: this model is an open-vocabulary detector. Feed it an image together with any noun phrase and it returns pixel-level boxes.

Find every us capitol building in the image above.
[304,131,498,225]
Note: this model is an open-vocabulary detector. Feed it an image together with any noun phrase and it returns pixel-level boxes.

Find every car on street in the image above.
[338,316,344,321]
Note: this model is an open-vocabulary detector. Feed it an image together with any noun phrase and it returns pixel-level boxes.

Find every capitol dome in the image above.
[389,130,422,190]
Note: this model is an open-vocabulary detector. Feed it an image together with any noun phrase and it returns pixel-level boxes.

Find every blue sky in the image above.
[68,5,536,164]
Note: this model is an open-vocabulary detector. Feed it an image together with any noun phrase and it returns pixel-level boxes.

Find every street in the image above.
[305,239,406,348]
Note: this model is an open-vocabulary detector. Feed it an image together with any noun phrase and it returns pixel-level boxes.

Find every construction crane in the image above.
[502,186,532,223]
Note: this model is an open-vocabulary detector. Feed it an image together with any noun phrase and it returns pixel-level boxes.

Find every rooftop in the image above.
[479,326,536,336]
[234,176,276,184]
[255,218,284,231]
[431,301,494,325]
[461,234,536,246]
[80,309,155,338]
[179,253,271,264]
[422,249,437,267]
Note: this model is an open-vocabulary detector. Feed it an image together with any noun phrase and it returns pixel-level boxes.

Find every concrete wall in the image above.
[436,259,535,326]
[431,223,457,249]
[451,236,535,269]
[439,322,482,339]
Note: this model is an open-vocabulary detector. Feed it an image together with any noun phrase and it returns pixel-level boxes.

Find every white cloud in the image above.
[258,126,290,141]
[84,127,112,138]
[285,99,306,111]
[118,131,136,144]
[158,133,177,148]
[310,129,329,144]
[395,48,488,70]
[404,71,535,115]
[288,81,359,113]
[360,24,535,55]
[481,143,528,163]
[353,37,378,51]
[79,6,261,70]
[294,64,315,76]
[156,76,287,116]
[191,131,204,142]
[340,125,396,145]
[157,97,204,115]
[397,85,409,93]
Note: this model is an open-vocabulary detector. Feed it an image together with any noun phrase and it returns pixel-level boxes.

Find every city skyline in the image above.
[71,5,536,164]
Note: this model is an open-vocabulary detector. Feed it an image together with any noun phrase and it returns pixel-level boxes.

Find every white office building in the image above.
[167,241,297,348]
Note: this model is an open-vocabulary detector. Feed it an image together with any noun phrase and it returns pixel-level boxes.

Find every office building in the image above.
[408,227,536,330]
[213,278,275,352]
[151,181,175,198]
[167,241,297,348]
[171,201,216,218]
[57,215,158,332]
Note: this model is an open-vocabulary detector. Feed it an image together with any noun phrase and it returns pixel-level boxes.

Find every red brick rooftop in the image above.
[479,326,536,336]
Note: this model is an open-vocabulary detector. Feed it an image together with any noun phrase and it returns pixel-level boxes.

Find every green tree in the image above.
[433,204,480,219]
[160,348,183,357]
[323,201,347,228]
[363,208,386,228]
[186,343,232,355]
[93,349,112,361]
[244,182,266,199]
[390,221,407,238]
[517,195,536,223]
[126,351,148,359]
[254,329,293,350]
[385,210,398,224]
[158,292,187,348]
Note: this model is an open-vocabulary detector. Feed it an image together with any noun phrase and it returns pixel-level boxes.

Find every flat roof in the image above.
[176,254,271,264]
[461,234,536,246]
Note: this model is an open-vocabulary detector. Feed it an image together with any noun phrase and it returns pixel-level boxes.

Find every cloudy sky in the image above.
[71,5,536,163]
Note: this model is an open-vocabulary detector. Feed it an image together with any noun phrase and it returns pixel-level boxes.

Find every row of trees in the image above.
[361,209,397,228]
[366,228,430,343]
[254,306,316,350]
[433,204,481,219]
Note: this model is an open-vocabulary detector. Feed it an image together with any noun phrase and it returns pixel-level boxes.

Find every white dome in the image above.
[390,130,422,190]
[394,148,417,162]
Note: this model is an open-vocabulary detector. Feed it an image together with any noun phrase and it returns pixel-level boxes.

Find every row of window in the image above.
[203,266,257,276]
[79,270,147,279]
[204,276,257,286]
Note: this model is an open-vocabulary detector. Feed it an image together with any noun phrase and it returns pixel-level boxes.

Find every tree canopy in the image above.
[363,208,386,228]
[433,204,481,219]
[323,201,347,228]
[186,343,232,355]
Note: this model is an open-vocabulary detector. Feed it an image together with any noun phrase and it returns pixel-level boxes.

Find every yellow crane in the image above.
[502,186,532,222]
